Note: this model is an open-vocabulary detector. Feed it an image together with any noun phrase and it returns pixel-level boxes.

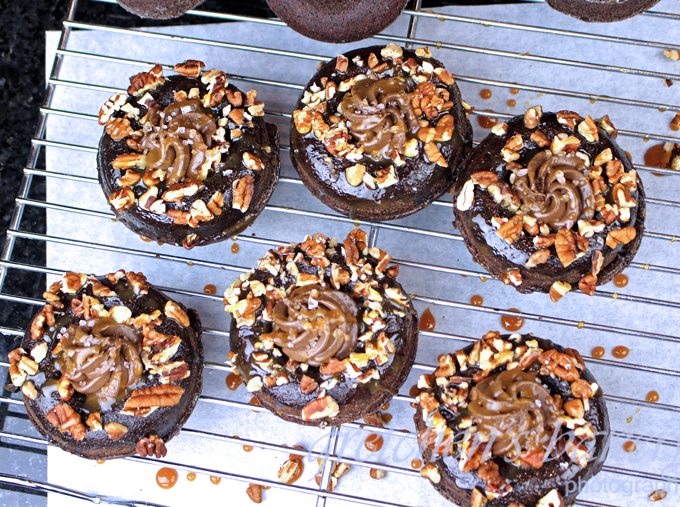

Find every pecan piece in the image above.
[46,403,86,440]
[606,227,636,249]
[496,214,523,244]
[232,174,254,213]
[109,187,136,212]
[526,249,550,268]
[555,228,578,267]
[105,117,132,141]
[523,105,543,129]
[164,300,190,327]
[571,379,595,399]
[301,396,339,421]
[86,412,102,431]
[300,375,318,395]
[550,281,571,302]
[136,434,168,458]
[105,422,129,440]
[578,273,597,296]
[246,484,262,504]
[122,385,185,413]
[174,60,204,78]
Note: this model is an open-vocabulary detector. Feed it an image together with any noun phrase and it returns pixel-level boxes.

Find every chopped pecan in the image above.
[109,187,136,212]
[105,117,132,141]
[496,214,523,244]
[57,376,74,401]
[539,349,580,382]
[424,142,447,167]
[564,399,585,419]
[301,396,339,421]
[523,105,542,129]
[342,238,360,265]
[556,110,582,130]
[174,60,204,78]
[550,281,571,302]
[123,385,185,413]
[555,228,579,267]
[21,381,38,400]
[319,358,346,376]
[98,93,126,125]
[591,250,604,275]
[136,434,168,458]
[105,422,129,440]
[534,234,555,248]
[578,273,597,296]
[577,115,599,142]
[526,249,550,268]
[128,64,164,96]
[530,130,550,147]
[232,174,254,213]
[46,403,86,440]
[164,300,190,327]
[86,412,102,431]
[243,152,264,171]
[420,463,441,484]
[300,375,318,395]
[433,67,455,85]
[246,484,262,504]
[571,379,595,398]
[345,164,366,187]
[606,227,636,249]
[470,171,498,189]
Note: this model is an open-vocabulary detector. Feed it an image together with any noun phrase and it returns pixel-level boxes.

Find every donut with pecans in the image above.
[415,332,610,507]
[290,44,473,221]
[226,229,419,426]
[98,61,280,249]
[7,270,203,459]
[453,107,645,302]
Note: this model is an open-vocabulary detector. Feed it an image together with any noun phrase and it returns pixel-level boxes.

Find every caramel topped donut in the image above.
[8,271,203,460]
[98,61,280,249]
[415,332,610,507]
[226,229,419,426]
[291,44,473,221]
[453,107,645,301]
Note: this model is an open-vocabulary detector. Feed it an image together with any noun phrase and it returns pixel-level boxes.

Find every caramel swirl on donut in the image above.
[263,285,358,366]
[139,99,217,186]
[468,369,560,456]
[340,77,419,161]
[513,151,595,231]
[57,317,143,400]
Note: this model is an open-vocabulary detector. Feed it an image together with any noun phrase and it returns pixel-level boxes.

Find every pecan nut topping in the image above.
[56,317,143,400]
[513,151,595,231]
[261,285,358,366]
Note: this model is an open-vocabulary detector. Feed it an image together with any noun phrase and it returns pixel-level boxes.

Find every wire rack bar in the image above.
[61,20,680,82]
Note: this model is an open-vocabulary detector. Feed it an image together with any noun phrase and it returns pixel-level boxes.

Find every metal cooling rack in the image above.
[1,0,680,505]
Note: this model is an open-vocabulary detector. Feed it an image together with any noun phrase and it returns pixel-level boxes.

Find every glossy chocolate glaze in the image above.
[228,235,419,426]
[291,46,473,221]
[453,112,645,294]
[21,274,203,459]
[546,0,661,22]
[98,75,280,248]
[415,335,610,507]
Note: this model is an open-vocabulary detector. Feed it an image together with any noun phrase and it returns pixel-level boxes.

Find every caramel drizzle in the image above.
[139,99,217,186]
[57,317,143,399]
[468,369,560,456]
[340,77,419,161]
[262,285,358,366]
[514,151,595,231]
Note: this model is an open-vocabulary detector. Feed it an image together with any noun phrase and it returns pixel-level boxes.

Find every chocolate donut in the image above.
[453,107,645,302]
[290,44,473,221]
[415,332,610,507]
[98,61,280,249]
[265,0,409,43]
[226,229,418,426]
[116,0,205,19]
[6,271,203,460]
[546,0,661,22]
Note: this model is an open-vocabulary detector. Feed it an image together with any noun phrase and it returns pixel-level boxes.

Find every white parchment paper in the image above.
[44,2,680,506]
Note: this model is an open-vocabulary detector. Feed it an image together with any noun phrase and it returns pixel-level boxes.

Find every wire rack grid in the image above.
[1,0,680,506]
